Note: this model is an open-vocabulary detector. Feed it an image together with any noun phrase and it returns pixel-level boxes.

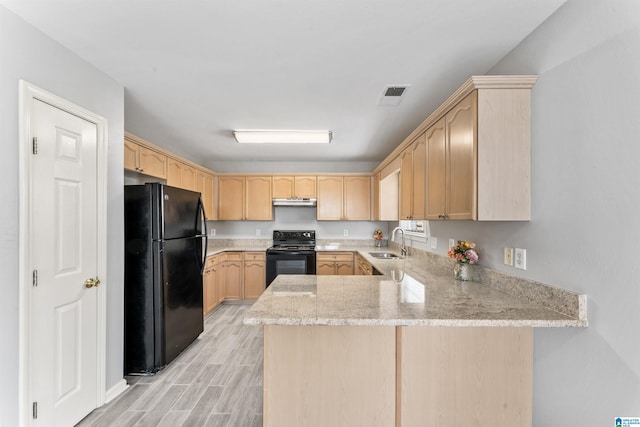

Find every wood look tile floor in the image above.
[77,305,263,427]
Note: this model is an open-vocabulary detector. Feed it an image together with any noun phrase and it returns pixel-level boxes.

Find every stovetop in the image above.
[269,230,316,252]
[268,245,316,251]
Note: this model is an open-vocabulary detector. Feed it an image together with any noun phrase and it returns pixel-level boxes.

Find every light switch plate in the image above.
[515,248,527,270]
[209,228,216,237]
[449,239,455,249]
[343,229,348,236]
[504,248,514,266]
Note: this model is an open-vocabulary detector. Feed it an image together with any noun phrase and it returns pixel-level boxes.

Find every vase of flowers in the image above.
[447,240,479,281]
[373,229,384,247]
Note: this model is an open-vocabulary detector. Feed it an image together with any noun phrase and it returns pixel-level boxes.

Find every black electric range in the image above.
[265,230,316,286]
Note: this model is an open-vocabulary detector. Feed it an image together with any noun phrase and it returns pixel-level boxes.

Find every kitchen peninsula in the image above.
[244,249,587,427]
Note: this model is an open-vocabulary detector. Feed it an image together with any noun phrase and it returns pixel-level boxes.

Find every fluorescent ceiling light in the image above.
[233,130,332,144]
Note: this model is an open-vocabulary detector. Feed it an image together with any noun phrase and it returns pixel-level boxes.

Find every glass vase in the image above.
[454,262,473,281]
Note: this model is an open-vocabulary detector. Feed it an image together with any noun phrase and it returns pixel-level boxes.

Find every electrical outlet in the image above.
[430,237,438,250]
[504,248,514,266]
[343,229,348,237]
[255,228,261,236]
[515,248,527,270]
[449,238,455,249]
[210,228,216,237]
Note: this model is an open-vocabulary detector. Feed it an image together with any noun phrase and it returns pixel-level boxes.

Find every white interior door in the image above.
[30,99,99,426]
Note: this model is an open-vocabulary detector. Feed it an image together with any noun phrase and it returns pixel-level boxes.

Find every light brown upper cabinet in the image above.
[124,138,167,179]
[218,176,273,220]
[167,158,197,191]
[427,77,534,221]
[372,173,380,221]
[317,176,371,221]
[425,94,477,220]
[196,171,216,220]
[399,134,426,220]
[425,118,447,219]
[375,76,535,221]
[272,176,317,198]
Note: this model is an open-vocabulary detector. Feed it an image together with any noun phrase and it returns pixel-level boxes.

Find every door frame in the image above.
[18,80,108,426]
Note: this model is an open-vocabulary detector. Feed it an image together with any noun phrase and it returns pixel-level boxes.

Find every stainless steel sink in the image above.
[368,252,399,259]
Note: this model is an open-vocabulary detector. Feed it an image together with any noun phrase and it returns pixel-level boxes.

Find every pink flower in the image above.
[465,249,478,264]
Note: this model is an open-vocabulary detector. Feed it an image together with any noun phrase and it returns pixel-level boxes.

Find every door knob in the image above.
[84,277,101,288]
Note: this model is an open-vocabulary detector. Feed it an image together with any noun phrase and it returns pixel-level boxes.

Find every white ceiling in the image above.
[2,0,566,172]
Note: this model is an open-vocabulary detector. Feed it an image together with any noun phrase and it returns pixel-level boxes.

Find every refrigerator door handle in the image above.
[198,197,208,274]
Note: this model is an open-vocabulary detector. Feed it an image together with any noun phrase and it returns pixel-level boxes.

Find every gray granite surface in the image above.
[206,240,587,327]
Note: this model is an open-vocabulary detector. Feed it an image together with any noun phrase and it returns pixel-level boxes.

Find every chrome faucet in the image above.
[391,227,407,257]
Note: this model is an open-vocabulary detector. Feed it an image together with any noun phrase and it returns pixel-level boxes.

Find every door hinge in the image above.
[33,270,38,287]
[32,137,38,154]
[32,401,38,419]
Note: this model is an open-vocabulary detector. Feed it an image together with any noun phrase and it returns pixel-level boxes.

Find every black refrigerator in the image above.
[124,183,207,374]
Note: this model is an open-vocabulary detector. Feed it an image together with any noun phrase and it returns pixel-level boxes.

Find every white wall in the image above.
[0,6,124,426]
[407,0,640,424]
[209,206,389,240]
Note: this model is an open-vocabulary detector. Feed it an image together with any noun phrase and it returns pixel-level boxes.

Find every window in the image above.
[398,219,429,242]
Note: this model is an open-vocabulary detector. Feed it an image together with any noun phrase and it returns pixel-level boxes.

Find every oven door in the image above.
[266,250,316,286]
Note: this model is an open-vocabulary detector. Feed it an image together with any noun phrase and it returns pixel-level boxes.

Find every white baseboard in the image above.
[105,379,129,403]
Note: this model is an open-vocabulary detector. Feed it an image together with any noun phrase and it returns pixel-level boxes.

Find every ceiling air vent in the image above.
[378,84,410,106]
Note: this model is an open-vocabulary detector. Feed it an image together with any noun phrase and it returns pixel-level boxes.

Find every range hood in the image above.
[272,198,317,207]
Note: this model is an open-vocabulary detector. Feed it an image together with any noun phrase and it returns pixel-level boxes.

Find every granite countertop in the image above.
[243,246,588,328]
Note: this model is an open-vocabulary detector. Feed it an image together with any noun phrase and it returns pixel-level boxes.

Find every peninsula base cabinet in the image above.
[262,325,533,427]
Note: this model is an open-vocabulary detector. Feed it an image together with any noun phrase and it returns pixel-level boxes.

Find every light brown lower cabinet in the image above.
[203,255,219,315]
[223,252,243,300]
[210,251,267,303]
[243,252,266,299]
[316,252,354,275]
[263,325,533,427]
[356,253,372,275]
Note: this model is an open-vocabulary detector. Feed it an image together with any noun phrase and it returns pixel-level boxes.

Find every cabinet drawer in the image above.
[205,256,217,269]
[224,252,244,262]
[244,251,265,261]
[317,252,354,262]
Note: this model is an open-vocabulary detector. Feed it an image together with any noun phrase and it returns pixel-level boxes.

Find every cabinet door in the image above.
[203,173,215,219]
[244,260,266,299]
[166,158,183,188]
[181,164,197,191]
[411,135,426,220]
[336,262,354,275]
[216,261,225,303]
[316,262,335,275]
[425,118,447,220]
[446,92,477,220]
[138,146,167,179]
[372,173,380,221]
[224,260,243,299]
[294,176,317,198]
[344,176,371,220]
[204,257,218,315]
[196,171,215,220]
[399,148,413,220]
[124,139,138,172]
[246,176,273,220]
[317,176,343,220]
[272,176,294,198]
[218,176,245,220]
